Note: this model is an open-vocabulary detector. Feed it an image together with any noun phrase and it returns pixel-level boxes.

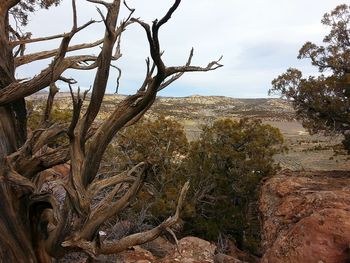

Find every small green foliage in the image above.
[10,0,61,27]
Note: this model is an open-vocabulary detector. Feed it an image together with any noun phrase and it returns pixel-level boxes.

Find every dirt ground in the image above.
[267,121,350,171]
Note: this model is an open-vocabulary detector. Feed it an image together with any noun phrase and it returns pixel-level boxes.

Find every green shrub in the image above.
[103,117,285,256]
[183,118,285,255]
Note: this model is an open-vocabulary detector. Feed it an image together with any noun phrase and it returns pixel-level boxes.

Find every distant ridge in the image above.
[29,92,294,122]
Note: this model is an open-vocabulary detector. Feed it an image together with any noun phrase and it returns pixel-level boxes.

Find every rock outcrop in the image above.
[115,236,246,263]
[260,170,350,263]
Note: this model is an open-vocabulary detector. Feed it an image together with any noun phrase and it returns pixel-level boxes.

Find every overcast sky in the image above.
[16,0,346,98]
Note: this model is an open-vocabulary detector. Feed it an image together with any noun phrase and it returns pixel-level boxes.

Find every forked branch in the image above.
[87,162,144,195]
[81,0,223,187]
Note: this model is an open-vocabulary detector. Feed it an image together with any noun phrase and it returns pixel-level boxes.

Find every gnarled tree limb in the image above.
[62,181,190,256]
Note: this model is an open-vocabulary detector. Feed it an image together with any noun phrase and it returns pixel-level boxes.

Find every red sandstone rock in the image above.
[260,170,350,263]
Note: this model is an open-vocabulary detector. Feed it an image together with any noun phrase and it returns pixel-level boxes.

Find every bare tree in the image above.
[0,0,222,262]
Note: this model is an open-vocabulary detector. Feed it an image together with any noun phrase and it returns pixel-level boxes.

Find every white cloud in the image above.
[16,0,346,97]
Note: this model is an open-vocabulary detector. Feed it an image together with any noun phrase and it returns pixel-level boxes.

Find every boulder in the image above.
[141,236,174,258]
[116,246,157,263]
[160,236,217,263]
[260,170,350,263]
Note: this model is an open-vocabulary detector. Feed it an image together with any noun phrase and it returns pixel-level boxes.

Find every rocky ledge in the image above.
[260,170,350,263]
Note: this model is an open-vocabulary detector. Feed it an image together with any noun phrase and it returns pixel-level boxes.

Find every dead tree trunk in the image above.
[0,0,222,262]
[0,2,39,261]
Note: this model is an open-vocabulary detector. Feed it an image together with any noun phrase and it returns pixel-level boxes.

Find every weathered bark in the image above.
[0,7,24,157]
[43,83,59,125]
[0,3,39,261]
[0,181,37,262]
[0,107,17,157]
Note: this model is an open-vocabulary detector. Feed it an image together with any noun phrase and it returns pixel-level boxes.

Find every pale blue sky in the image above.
[15,0,347,98]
